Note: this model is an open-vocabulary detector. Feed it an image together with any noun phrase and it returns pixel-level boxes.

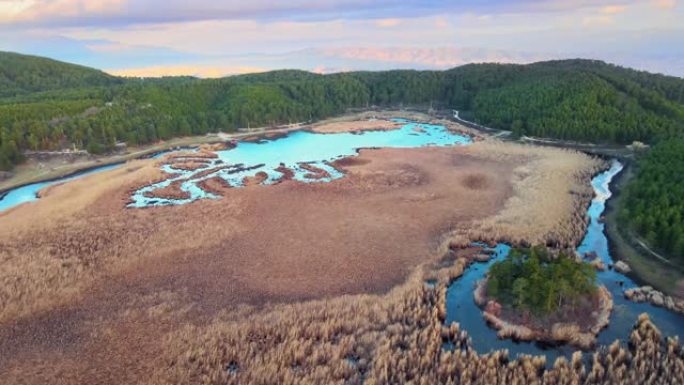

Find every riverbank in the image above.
[0,112,477,197]
[0,132,268,195]
[474,278,613,350]
[603,162,684,298]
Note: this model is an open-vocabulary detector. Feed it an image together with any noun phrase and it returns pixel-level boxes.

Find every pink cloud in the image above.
[106,64,267,78]
[319,47,549,68]
[600,5,627,14]
[13,0,127,22]
[652,0,677,8]
[375,18,402,28]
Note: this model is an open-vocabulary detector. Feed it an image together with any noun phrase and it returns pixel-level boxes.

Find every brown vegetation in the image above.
[315,110,485,139]
[163,148,217,160]
[166,160,211,171]
[1,140,667,385]
[143,180,191,200]
[197,176,233,195]
[298,163,332,180]
[461,172,491,190]
[242,171,268,186]
[310,119,402,133]
[446,141,605,250]
[625,286,684,314]
[274,164,295,182]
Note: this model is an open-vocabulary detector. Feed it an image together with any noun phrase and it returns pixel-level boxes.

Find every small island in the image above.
[474,246,612,349]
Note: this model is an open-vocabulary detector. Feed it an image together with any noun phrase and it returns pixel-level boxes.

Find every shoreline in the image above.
[0,140,221,196]
[474,278,613,350]
[0,114,477,199]
[603,161,684,298]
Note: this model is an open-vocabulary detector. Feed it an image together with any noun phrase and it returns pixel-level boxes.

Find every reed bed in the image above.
[310,119,402,134]
[446,140,605,250]
[148,257,683,385]
[3,140,669,385]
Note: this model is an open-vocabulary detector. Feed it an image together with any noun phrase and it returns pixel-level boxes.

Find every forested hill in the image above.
[0,51,121,98]
[1,54,684,170]
[441,60,684,142]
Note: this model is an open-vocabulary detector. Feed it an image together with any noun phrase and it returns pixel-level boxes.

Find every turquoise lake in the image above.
[128,120,472,207]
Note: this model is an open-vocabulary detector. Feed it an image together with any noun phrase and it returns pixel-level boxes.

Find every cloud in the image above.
[318,47,549,68]
[2,0,674,28]
[375,18,402,28]
[600,5,628,14]
[0,0,682,77]
[652,0,677,8]
[107,64,267,78]
[583,15,616,26]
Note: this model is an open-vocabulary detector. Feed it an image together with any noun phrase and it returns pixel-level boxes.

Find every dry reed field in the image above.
[305,111,484,139]
[309,119,402,133]
[1,136,680,385]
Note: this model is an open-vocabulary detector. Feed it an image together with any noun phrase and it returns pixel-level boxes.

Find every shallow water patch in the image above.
[129,121,472,207]
[0,148,185,213]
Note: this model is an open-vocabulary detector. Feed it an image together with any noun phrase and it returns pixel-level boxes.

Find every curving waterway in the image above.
[446,160,684,362]
[0,150,175,213]
[0,120,471,212]
[129,121,471,207]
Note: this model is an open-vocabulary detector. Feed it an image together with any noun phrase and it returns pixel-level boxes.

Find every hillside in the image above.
[620,138,684,266]
[1,54,684,170]
[0,51,121,98]
[447,60,684,142]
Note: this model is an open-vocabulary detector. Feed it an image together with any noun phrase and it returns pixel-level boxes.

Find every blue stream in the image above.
[0,150,174,213]
[446,160,684,362]
[128,121,471,207]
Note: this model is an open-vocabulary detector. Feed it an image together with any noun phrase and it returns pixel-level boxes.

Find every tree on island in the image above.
[486,246,597,315]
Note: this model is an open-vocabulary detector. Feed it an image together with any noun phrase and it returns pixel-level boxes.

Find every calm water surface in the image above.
[0,149,176,213]
[129,121,471,207]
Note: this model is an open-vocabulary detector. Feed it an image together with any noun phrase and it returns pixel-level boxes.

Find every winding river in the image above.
[446,160,684,362]
[0,150,175,213]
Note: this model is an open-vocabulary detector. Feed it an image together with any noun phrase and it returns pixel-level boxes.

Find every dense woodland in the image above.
[486,246,598,315]
[1,51,684,170]
[620,139,684,266]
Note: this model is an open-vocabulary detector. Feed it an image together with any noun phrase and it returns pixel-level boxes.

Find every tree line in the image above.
[620,138,684,267]
[1,53,684,170]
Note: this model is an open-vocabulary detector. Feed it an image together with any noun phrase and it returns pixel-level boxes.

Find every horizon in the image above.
[1,1,682,77]
[10,50,678,80]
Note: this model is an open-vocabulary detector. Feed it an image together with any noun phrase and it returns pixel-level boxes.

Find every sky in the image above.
[0,0,682,77]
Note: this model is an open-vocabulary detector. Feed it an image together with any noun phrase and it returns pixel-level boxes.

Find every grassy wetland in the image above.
[0,118,682,385]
